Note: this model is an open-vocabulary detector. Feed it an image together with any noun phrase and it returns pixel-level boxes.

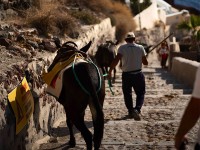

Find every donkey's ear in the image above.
[80,41,92,53]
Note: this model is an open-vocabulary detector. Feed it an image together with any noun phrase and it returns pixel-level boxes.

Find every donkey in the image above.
[48,41,105,150]
[94,40,118,84]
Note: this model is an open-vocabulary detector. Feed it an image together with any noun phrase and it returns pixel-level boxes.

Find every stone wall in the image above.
[171,57,200,88]
[169,51,198,70]
[0,18,115,150]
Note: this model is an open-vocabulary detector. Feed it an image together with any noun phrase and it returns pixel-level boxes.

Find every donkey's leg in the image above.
[66,117,76,147]
[101,66,108,81]
[92,110,104,150]
[73,115,93,150]
[112,68,116,83]
[105,66,110,82]
[102,66,106,76]
[105,67,108,74]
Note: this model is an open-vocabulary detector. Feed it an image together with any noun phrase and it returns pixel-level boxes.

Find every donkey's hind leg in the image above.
[102,66,107,78]
[73,114,93,150]
[112,68,116,83]
[66,117,76,147]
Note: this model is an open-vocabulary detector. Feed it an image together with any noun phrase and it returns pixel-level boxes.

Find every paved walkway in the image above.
[39,58,197,150]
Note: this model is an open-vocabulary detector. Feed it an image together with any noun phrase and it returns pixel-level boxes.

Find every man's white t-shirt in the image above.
[118,43,146,72]
[193,65,200,144]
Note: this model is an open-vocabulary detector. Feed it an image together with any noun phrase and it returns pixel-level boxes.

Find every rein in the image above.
[103,73,114,95]
[72,52,102,95]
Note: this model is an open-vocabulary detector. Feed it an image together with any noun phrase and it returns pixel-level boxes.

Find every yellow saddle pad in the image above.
[42,57,74,86]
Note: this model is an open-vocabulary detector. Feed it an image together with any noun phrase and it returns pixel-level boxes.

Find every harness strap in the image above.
[72,54,102,95]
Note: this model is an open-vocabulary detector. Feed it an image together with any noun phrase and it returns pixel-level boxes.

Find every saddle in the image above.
[42,41,88,86]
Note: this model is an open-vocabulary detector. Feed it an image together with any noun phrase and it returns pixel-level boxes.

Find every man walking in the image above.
[108,32,148,121]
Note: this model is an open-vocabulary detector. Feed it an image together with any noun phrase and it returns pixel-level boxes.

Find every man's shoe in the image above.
[128,112,134,118]
[132,109,141,121]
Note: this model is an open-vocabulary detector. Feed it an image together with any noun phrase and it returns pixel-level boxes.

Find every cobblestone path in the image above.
[39,60,197,150]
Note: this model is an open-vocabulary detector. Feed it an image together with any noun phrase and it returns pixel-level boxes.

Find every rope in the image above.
[87,57,102,93]
[103,72,115,96]
[72,53,102,95]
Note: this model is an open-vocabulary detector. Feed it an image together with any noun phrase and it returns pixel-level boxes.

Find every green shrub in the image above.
[25,3,80,38]
[130,0,152,15]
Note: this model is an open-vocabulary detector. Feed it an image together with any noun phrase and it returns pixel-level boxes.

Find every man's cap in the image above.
[125,32,135,39]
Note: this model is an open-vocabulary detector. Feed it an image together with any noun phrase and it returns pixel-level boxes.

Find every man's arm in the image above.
[142,56,148,65]
[175,97,200,149]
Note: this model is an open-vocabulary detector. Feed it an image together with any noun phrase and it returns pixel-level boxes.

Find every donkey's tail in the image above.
[89,89,104,149]
[86,68,104,149]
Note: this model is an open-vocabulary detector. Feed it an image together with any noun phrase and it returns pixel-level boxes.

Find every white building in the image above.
[133,0,190,30]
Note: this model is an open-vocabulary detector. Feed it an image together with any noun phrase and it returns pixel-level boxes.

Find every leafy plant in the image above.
[177,15,200,61]
[130,0,152,15]
[178,15,200,40]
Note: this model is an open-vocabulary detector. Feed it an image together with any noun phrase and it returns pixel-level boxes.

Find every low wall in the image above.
[169,51,198,70]
[171,57,200,88]
[0,18,115,150]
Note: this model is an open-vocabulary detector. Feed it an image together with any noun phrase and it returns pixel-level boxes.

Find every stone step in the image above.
[87,106,187,122]
[115,69,173,74]
[105,94,191,99]
[105,88,192,95]
[105,95,189,103]
[39,142,195,150]
[38,65,195,150]
[113,78,184,84]
[106,82,192,90]
[39,119,197,150]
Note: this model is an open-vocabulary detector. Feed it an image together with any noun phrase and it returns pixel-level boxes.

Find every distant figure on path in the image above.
[175,65,200,150]
[108,32,148,121]
[157,41,169,68]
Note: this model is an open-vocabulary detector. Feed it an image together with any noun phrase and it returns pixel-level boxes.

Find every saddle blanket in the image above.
[46,59,87,99]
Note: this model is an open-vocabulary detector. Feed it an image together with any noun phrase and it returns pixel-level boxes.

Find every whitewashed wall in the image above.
[171,57,200,87]
[134,1,164,30]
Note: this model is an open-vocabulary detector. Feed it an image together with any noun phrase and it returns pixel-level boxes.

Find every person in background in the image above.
[108,32,148,121]
[175,65,200,150]
[158,41,169,68]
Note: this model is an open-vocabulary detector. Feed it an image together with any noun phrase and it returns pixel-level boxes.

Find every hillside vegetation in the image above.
[4,0,137,42]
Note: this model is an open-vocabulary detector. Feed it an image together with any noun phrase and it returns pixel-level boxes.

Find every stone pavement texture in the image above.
[38,57,197,150]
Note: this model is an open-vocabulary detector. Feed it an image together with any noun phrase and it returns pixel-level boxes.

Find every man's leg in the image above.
[195,143,200,150]
[133,72,146,113]
[122,73,133,115]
